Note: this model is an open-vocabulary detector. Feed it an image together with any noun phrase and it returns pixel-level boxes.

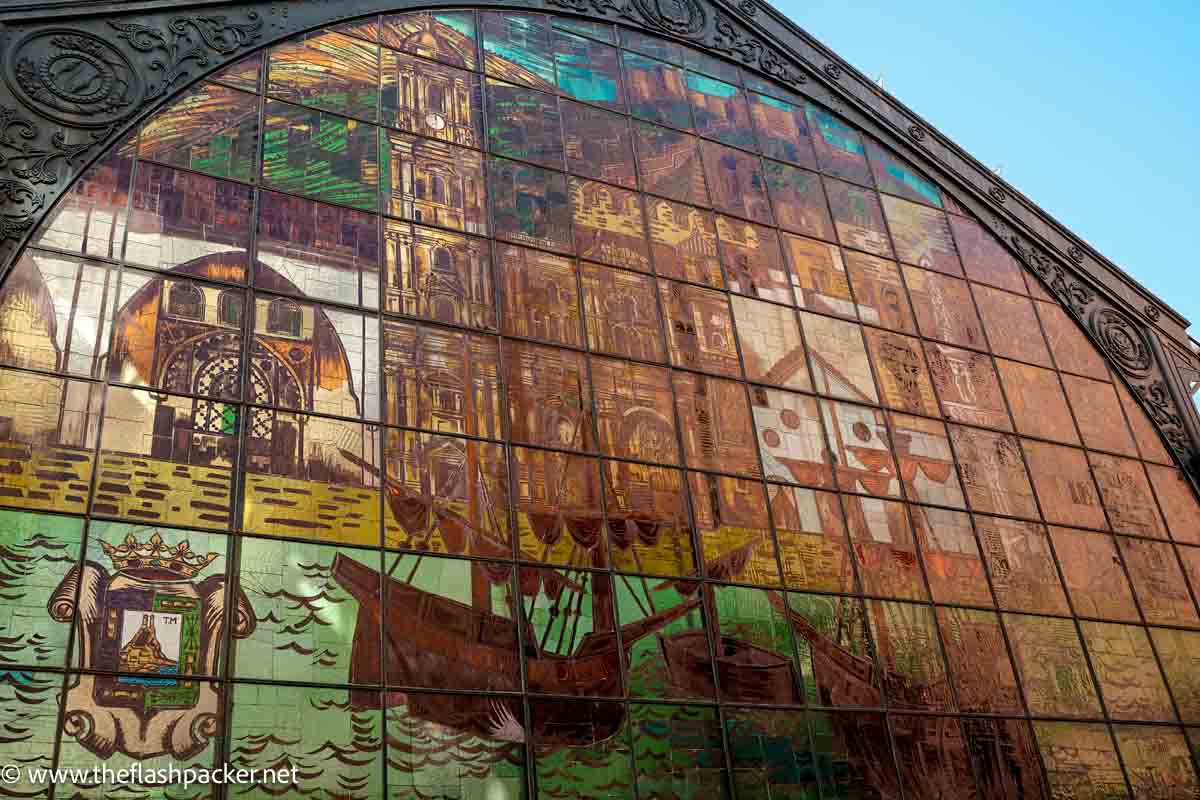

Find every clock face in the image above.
[425,112,447,131]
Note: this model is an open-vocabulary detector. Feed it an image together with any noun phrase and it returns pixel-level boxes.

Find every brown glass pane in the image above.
[1022,440,1107,529]
[963,718,1050,800]
[257,190,381,308]
[786,593,881,706]
[807,103,873,187]
[748,93,818,169]
[802,312,878,403]
[1034,722,1128,799]
[1119,537,1200,628]
[511,446,603,567]
[603,460,696,577]
[844,251,917,333]
[1180,546,1200,606]
[782,234,854,317]
[949,426,1038,519]
[844,496,926,599]
[928,344,1012,430]
[383,132,487,234]
[865,331,939,416]
[252,298,379,419]
[381,429,510,556]
[139,83,259,181]
[1115,378,1173,464]
[0,369,99,515]
[864,138,942,208]
[109,271,243,399]
[721,217,792,304]
[892,715,981,799]
[1146,464,1200,544]
[623,51,691,130]
[579,261,665,361]
[521,567,621,697]
[633,122,708,206]
[1081,621,1174,721]
[1089,453,1167,539]
[496,243,582,347]
[997,360,1079,445]
[381,49,483,147]
[1036,300,1110,380]
[948,214,1027,294]
[810,711,902,797]
[488,157,571,253]
[904,265,986,349]
[751,386,834,489]
[125,163,253,277]
[591,356,679,465]
[1006,614,1101,717]
[569,178,651,272]
[881,195,962,276]
[731,296,809,391]
[867,600,952,709]
[378,10,478,70]
[383,321,502,438]
[486,81,564,170]
[914,507,991,606]
[1024,269,1054,301]
[972,285,1052,367]
[700,141,773,225]
[772,486,854,592]
[31,136,133,259]
[659,280,741,378]
[764,161,835,240]
[212,51,262,92]
[383,220,495,330]
[691,479,780,586]
[821,400,899,497]
[561,100,636,188]
[1049,527,1140,622]
[1113,725,1200,798]
[725,707,816,798]
[891,412,966,508]
[687,73,755,149]
[503,341,593,452]
[0,253,116,379]
[674,372,759,477]
[975,515,1069,614]
[1149,627,1200,722]
[937,607,1021,712]
[647,198,723,286]
[710,585,800,702]
[1062,374,1139,457]
[93,385,232,529]
[823,178,893,258]
[268,30,380,121]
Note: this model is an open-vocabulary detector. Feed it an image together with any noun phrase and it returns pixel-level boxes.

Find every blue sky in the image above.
[776,0,1200,330]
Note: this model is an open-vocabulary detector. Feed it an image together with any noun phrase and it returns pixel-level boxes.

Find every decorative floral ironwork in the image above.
[1008,235,1094,319]
[737,0,758,16]
[1067,245,1084,263]
[823,63,843,80]
[711,15,805,86]
[7,30,140,128]
[988,186,1007,204]
[907,124,925,142]
[1090,307,1154,377]
[108,14,263,105]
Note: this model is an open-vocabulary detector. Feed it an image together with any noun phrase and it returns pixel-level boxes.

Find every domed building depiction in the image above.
[0,0,1199,798]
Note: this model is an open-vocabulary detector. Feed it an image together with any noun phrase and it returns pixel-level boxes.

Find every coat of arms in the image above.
[48,531,256,759]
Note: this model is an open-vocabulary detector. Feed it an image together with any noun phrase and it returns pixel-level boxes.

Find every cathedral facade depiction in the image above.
[0,0,1198,797]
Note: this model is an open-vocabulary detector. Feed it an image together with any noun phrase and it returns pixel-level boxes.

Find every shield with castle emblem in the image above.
[48,528,256,759]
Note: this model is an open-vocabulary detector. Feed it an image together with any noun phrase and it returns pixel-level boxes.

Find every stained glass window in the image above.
[5,9,1198,797]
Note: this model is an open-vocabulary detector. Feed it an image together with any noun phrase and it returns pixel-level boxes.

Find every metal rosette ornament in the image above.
[1089,307,1154,378]
[5,29,142,128]
[630,0,708,37]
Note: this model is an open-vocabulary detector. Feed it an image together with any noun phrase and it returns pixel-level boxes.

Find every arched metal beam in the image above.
[2,0,1199,476]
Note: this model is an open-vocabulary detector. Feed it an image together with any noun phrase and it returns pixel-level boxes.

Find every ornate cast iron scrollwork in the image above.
[1090,307,1154,377]
[7,30,140,128]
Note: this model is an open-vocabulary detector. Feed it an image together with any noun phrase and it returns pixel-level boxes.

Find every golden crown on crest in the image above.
[100,532,219,580]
